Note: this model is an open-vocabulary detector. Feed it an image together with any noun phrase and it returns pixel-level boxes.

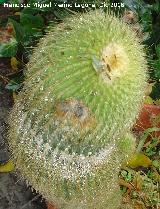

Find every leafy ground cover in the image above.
[0,1,159,209]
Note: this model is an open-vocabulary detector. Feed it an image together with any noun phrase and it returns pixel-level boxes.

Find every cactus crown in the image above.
[8,10,147,209]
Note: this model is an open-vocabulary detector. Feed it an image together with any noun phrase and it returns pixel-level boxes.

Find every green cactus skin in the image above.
[8,11,147,209]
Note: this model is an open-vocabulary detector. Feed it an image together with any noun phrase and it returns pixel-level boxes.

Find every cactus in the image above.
[8,10,147,209]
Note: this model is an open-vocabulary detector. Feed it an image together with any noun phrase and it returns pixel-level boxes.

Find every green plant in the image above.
[131,171,159,208]
[120,170,133,182]
[8,10,147,209]
[145,137,159,157]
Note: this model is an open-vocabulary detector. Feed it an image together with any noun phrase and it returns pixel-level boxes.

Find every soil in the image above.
[0,58,47,209]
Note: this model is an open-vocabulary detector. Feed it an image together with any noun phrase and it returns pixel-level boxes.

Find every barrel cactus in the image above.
[8,10,147,209]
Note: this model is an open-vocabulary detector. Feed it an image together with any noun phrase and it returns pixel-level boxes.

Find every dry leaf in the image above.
[14,12,21,16]
[127,153,152,168]
[0,160,14,173]
[133,172,142,191]
[144,96,154,105]
[12,91,17,102]
[134,201,144,209]
[119,178,134,191]
[11,57,19,71]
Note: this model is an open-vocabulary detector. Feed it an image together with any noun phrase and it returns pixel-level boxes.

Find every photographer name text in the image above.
[3,2,124,9]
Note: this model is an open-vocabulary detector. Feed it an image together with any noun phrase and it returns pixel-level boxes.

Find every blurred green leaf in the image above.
[5,74,24,91]
[153,59,160,79]
[0,38,17,57]
[151,1,160,12]
[0,0,7,4]
[8,18,25,43]
[20,13,44,33]
[155,44,160,58]
[123,0,138,11]
[150,82,160,100]
[53,9,71,20]
[5,81,21,91]
[9,0,19,3]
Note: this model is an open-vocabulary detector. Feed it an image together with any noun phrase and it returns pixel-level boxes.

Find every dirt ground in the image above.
[0,58,47,209]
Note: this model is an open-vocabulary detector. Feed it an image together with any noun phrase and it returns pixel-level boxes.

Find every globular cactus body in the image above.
[8,11,147,209]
